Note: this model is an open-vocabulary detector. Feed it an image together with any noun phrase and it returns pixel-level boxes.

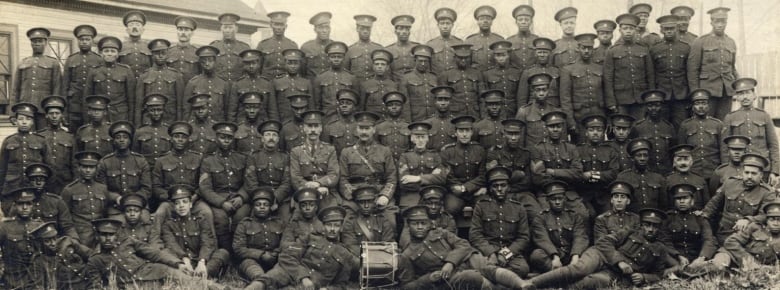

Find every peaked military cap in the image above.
[431,86,455,98]
[258,120,282,133]
[283,48,304,60]
[489,40,512,53]
[169,184,194,200]
[175,16,198,29]
[487,166,511,182]
[630,3,653,15]
[451,44,473,57]
[301,110,325,124]
[554,7,578,22]
[741,153,769,169]
[533,37,556,50]
[575,33,598,47]
[529,72,553,86]
[763,202,780,217]
[168,121,193,136]
[188,93,211,108]
[420,185,446,200]
[267,11,291,23]
[212,122,238,136]
[355,111,381,126]
[581,114,607,127]
[392,15,415,27]
[319,206,347,222]
[451,115,477,129]
[240,49,263,61]
[723,135,750,149]
[671,6,695,17]
[594,20,617,31]
[30,221,58,239]
[474,5,497,19]
[143,94,168,106]
[354,187,379,201]
[707,7,730,19]
[11,187,37,203]
[732,77,757,92]
[288,94,311,108]
[86,95,110,109]
[544,180,568,197]
[383,91,406,104]
[92,218,123,233]
[412,44,434,58]
[75,151,102,166]
[239,91,263,104]
[294,188,320,203]
[337,89,359,104]
[670,183,696,198]
[371,49,393,63]
[408,122,432,134]
[41,95,67,111]
[513,5,535,18]
[670,144,694,157]
[689,88,712,101]
[639,208,667,223]
[325,41,348,55]
[404,205,430,221]
[354,14,377,27]
[609,181,634,197]
[148,38,171,51]
[122,10,146,26]
[121,193,147,209]
[109,120,135,137]
[481,89,505,103]
[627,138,652,154]
[98,36,122,50]
[542,110,567,125]
[24,163,51,178]
[11,102,37,118]
[310,12,332,26]
[435,8,457,22]
[616,14,641,26]
[73,25,97,38]
[656,15,680,28]
[252,186,276,203]
[218,13,241,24]
[196,46,220,57]
[640,89,666,103]
[610,114,635,127]
[502,119,526,132]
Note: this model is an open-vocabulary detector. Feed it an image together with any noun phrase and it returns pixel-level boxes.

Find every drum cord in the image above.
[442,277,455,290]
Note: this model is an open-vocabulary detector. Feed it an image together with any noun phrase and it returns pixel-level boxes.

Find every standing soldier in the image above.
[516,72,555,148]
[62,151,109,247]
[423,86,456,150]
[119,11,151,80]
[313,41,356,121]
[529,180,589,273]
[135,38,184,125]
[473,89,506,149]
[465,5,503,71]
[712,135,750,189]
[76,95,113,157]
[561,33,606,140]
[301,12,333,77]
[483,41,521,115]
[616,138,667,211]
[273,49,311,124]
[427,7,462,75]
[376,91,411,160]
[551,7,579,68]
[517,38,565,120]
[721,77,780,185]
[604,14,655,120]
[606,114,636,171]
[212,13,252,83]
[323,89,359,154]
[63,25,101,132]
[184,46,229,121]
[440,115,486,227]
[687,7,738,120]
[651,15,691,127]
[397,122,446,212]
[290,111,340,211]
[438,44,484,117]
[632,90,676,173]
[593,181,640,240]
[678,89,723,179]
[400,44,437,122]
[279,94,310,152]
[258,11,299,79]
[346,14,382,83]
[630,3,662,47]
[235,92,266,155]
[507,5,538,72]
[0,103,46,201]
[97,121,152,216]
[486,119,536,212]
[168,16,200,83]
[671,6,698,44]
[133,94,171,166]
[187,94,218,154]
[151,121,203,210]
[0,188,44,289]
[86,36,136,123]
[244,120,293,220]
[666,144,710,210]
[15,27,62,129]
[387,15,419,81]
[592,20,617,66]
[360,49,400,119]
[576,114,619,215]
[23,164,78,239]
[229,49,276,123]
[234,187,285,287]
[38,95,75,194]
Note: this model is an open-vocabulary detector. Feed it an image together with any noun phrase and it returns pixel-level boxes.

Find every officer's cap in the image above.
[310,12,332,26]
[554,7,578,22]
[656,15,680,28]
[143,94,168,106]
[529,72,553,86]
[610,114,635,127]
[86,95,111,110]
[355,111,381,126]
[92,218,123,233]
[11,187,37,203]
[723,135,750,149]
[763,202,780,217]
[741,153,769,170]
[75,151,102,166]
[639,208,667,224]
[188,93,211,108]
[24,163,51,178]
[392,15,415,27]
[354,14,377,27]
[594,20,617,32]
[420,185,446,200]
[670,183,696,199]
[218,13,241,24]
[689,89,712,101]
[301,110,325,125]
[371,49,393,63]
[435,8,457,22]
[450,115,477,129]
[451,44,473,57]
[575,33,598,47]
[640,89,666,103]
[122,10,146,26]
[239,91,263,104]
[616,14,641,27]
[533,37,556,51]
[319,206,347,222]
[168,121,193,136]
[354,187,379,201]
[325,41,348,55]
[287,94,311,108]
[732,77,757,92]
[283,49,304,60]
[543,180,568,197]
[630,3,653,15]
[294,188,320,203]
[489,40,512,53]
[267,11,291,24]
[109,121,135,138]
[168,184,194,200]
[383,91,406,104]
[408,122,432,134]
[480,89,505,103]
[98,36,122,51]
[609,181,634,197]
[542,110,567,125]
[252,186,276,204]
[337,89,359,104]
[627,138,652,154]
[502,119,526,133]
[121,193,146,209]
[175,16,198,30]
[30,221,58,239]
[474,5,497,19]
[581,114,607,128]
[412,44,434,58]
[670,144,694,157]
[513,5,535,18]
[240,49,263,61]
[196,45,220,57]
[41,95,66,111]
[487,166,511,182]
[258,120,282,134]
[707,7,730,19]
[73,25,97,38]
[148,38,171,52]
[431,86,455,98]
[403,205,430,221]
[671,6,695,18]
[212,122,238,136]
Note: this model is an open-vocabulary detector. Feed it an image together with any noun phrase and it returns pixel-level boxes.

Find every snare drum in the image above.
[360,241,399,289]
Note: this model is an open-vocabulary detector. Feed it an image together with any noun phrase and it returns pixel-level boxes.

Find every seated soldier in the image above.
[119,193,161,249]
[397,121,446,213]
[706,202,780,272]
[253,206,359,290]
[593,181,640,241]
[470,166,531,277]
[662,183,717,271]
[29,221,92,290]
[235,187,285,288]
[20,163,79,240]
[529,181,589,273]
[0,188,45,289]
[399,185,456,248]
[341,186,396,255]
[520,208,679,289]
[616,138,667,211]
[666,144,710,210]
[160,185,230,279]
[62,151,110,247]
[280,188,324,246]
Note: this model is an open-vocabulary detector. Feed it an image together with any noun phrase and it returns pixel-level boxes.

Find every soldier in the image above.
[387,15,419,81]
[38,95,75,194]
[199,122,251,249]
[85,218,227,289]
[678,89,723,179]
[698,153,776,244]
[133,94,172,166]
[29,221,91,290]
[427,7,462,75]
[86,36,136,123]
[482,41,521,115]
[474,89,506,149]
[604,13,655,120]
[712,135,750,189]
[713,201,780,270]
[212,13,252,82]
[230,50,276,123]
[245,120,292,220]
[671,6,698,45]
[507,5,538,72]
[561,33,607,140]
[0,103,46,201]
[346,14,382,83]
[398,185,456,248]
[63,24,101,132]
[233,92,266,155]
[616,138,667,211]
[135,38,184,125]
[234,187,285,287]
[313,41,357,121]
[15,27,61,129]
[517,38,566,120]
[76,95,113,157]
[289,110,340,213]
[280,188,323,246]
[551,7,579,68]
[257,11,298,79]
[119,10,151,79]
[423,86,456,150]
[187,94,218,154]
[341,187,396,255]
[160,185,229,278]
[398,122,446,212]
[360,49,400,118]
[21,164,78,239]
[376,91,411,160]
[301,12,333,77]
[438,44,484,117]
[470,166,531,277]
[593,181,640,241]
[0,188,45,289]
[606,114,636,171]
[630,3,662,47]
[520,208,678,289]
[440,115,486,226]
[61,151,109,247]
[662,183,717,269]
[400,44,438,122]
[486,119,536,211]
[322,89,359,154]
[666,144,710,210]
[168,16,200,83]
[279,94,310,152]
[687,7,738,120]
[273,49,311,124]
[516,72,555,148]
[592,20,617,65]
[577,114,619,215]
[184,46,229,121]
[651,15,691,127]
[530,181,589,273]
[119,193,161,249]
[97,121,152,219]
[722,77,780,185]
[632,89,676,173]
[465,5,503,71]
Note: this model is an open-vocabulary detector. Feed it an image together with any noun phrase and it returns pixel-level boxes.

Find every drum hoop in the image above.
[360,241,399,289]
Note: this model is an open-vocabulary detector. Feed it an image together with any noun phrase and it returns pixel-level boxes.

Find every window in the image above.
[0,23,18,108]
[45,34,74,69]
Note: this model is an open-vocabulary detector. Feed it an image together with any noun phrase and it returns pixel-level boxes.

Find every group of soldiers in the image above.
[1,2,779,290]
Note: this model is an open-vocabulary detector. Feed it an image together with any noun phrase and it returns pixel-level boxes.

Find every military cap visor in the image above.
[121,193,147,209]
[174,16,198,29]
[544,181,568,196]
[148,38,171,51]
[609,181,634,196]
[73,25,97,38]
[671,6,695,17]
[741,153,770,169]
[420,185,446,200]
[168,121,193,136]
[287,94,311,108]
[267,11,291,23]
[354,14,377,26]
[542,111,567,125]
[86,95,111,109]
[218,13,241,24]
[75,151,102,165]
[239,92,263,104]
[689,89,712,101]
[240,49,263,61]
[431,86,455,97]
[294,188,320,202]
[670,183,696,198]
[24,163,52,178]
[404,205,431,221]
[723,135,750,148]
[382,91,407,104]
[513,5,535,18]
[41,95,67,111]
[487,166,511,182]
[707,7,730,19]
[594,20,617,32]
[212,122,239,136]
[670,144,695,157]
[732,77,757,92]
[187,93,211,108]
[657,15,680,27]
[610,114,635,127]
[581,114,607,127]
[325,42,348,55]
[474,5,497,19]
[92,218,123,233]
[196,46,220,57]
[763,202,780,217]
[109,121,135,138]
[629,3,653,15]
[123,10,147,26]
[391,15,415,27]
[252,187,276,203]
[283,48,305,60]
[480,89,505,103]
[451,115,477,129]
[169,185,195,200]
[408,122,433,134]
[451,44,473,57]
[337,89,359,103]
[639,208,667,224]
[616,14,641,26]
[502,119,526,132]
[627,138,652,154]
[354,187,379,201]
[30,221,59,239]
[575,33,597,47]
[98,36,122,51]
[301,110,325,124]
[434,8,457,21]
[12,102,38,117]
[319,206,347,222]
[412,44,433,58]
[354,111,381,126]
[533,38,556,50]
[143,94,169,106]
[310,12,332,26]
[640,89,666,103]
[554,7,578,22]
[489,40,512,53]
[371,49,393,63]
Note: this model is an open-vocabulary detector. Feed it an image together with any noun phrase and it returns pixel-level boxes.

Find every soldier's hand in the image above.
[618,261,633,274]
[440,262,454,280]
[475,187,487,197]
[304,181,321,189]
[181,258,194,274]
[733,219,750,232]
[317,187,329,196]
[678,255,690,267]
[583,171,593,180]
[375,196,389,207]
[261,251,277,265]
[301,277,316,290]
[497,254,508,267]
[693,210,704,217]
[487,253,498,265]
[194,260,208,277]
[401,175,421,184]
[630,273,644,285]
[512,170,526,179]
[551,255,563,269]
[770,173,780,186]
[221,201,234,213]
[177,263,192,275]
[429,271,442,281]
[571,254,580,265]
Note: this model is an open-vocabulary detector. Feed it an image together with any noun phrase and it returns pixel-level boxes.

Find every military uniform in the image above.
[38,96,75,194]
[687,11,738,119]
[592,19,617,66]
[517,65,562,113]
[605,139,632,171]
[133,122,171,166]
[273,73,312,124]
[229,75,276,123]
[235,118,263,155]
[244,147,292,209]
[151,131,202,200]
[486,143,534,206]
[423,113,455,151]
[212,13,252,82]
[437,46,484,117]
[314,46,357,121]
[0,204,43,289]
[507,34,539,72]
[280,117,305,153]
[400,45,439,122]
[184,73,230,121]
[119,36,151,80]
[465,29,503,72]
[530,136,584,188]
[15,28,62,123]
[290,127,340,208]
[29,222,91,290]
[376,110,411,160]
[323,114,358,155]
[678,115,723,177]
[663,206,717,260]
[338,139,398,203]
[560,55,606,126]
[577,138,620,213]
[189,103,218,155]
[440,117,486,218]
[722,106,780,176]
[470,196,531,276]
[666,170,710,210]
[593,210,639,241]
[161,210,228,277]
[341,189,396,255]
[604,15,655,119]
[723,216,780,267]
[22,164,79,239]
[76,121,113,157]
[473,113,504,150]
[85,55,136,122]
[97,125,152,205]
[633,119,675,173]
[616,168,666,212]
[553,36,578,68]
[482,58,521,115]
[61,152,109,247]
[167,17,200,82]
[234,211,284,280]
[257,13,299,79]
[346,37,384,81]
[135,40,184,125]
[386,23,419,81]
[300,13,332,77]
[0,104,46,196]
[702,176,775,244]
[427,36,463,76]
[650,27,691,126]
[359,73,400,120]
[530,206,589,272]
[397,123,447,209]
[63,25,102,130]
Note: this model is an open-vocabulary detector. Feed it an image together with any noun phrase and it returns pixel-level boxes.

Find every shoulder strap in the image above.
[356,217,376,241]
